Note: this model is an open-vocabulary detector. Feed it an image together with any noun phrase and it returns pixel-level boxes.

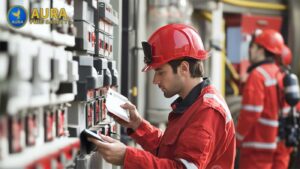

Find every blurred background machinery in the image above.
[121,0,300,128]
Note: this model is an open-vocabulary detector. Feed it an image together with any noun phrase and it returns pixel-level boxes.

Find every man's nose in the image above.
[152,74,159,85]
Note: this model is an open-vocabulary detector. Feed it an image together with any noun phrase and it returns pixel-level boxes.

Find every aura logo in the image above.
[7,6,28,28]
[30,8,70,24]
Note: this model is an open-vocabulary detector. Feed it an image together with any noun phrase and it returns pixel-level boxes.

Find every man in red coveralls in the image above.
[88,23,236,169]
[236,29,292,169]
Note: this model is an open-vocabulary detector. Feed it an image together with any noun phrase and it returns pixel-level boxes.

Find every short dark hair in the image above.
[264,49,276,59]
[168,57,204,78]
[250,36,275,60]
[257,44,276,60]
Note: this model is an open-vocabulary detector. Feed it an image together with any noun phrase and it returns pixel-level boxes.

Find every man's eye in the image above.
[158,71,164,76]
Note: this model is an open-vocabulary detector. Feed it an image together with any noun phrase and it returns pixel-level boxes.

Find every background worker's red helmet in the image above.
[142,23,209,72]
[281,45,292,66]
[254,29,285,56]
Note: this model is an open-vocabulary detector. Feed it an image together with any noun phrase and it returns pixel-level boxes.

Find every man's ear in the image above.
[179,61,189,74]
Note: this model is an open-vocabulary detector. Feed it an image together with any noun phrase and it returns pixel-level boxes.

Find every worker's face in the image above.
[249,43,263,64]
[153,64,183,98]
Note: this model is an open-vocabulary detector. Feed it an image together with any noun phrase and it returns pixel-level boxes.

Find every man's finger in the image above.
[101,135,117,143]
[108,112,124,122]
[113,118,126,125]
[87,137,110,148]
[120,102,135,110]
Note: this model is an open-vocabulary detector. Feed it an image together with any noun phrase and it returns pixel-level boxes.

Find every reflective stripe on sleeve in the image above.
[258,118,279,127]
[242,105,263,113]
[179,158,198,169]
[242,141,277,150]
[203,93,232,123]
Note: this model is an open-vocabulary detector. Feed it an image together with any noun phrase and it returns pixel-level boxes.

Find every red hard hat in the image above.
[281,45,292,66]
[142,24,208,72]
[254,29,284,56]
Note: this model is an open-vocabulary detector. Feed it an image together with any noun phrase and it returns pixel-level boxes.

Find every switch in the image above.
[8,115,23,154]
[94,99,100,125]
[92,32,96,42]
[105,42,108,50]
[72,39,95,58]
[25,113,37,146]
[107,37,113,58]
[44,111,55,142]
[100,40,103,49]
[109,122,117,135]
[97,124,109,136]
[108,60,118,87]
[100,96,107,121]
[92,32,95,47]
[103,38,108,57]
[86,90,94,101]
[56,109,65,137]
[99,39,102,48]
[86,102,93,128]
[98,33,104,56]
[0,117,7,160]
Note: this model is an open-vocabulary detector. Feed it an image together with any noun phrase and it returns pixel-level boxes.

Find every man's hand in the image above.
[110,102,142,130]
[88,135,126,165]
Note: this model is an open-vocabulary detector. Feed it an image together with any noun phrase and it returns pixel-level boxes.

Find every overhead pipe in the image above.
[222,0,286,10]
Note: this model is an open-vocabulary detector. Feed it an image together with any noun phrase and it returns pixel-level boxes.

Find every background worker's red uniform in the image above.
[123,80,236,169]
[236,61,292,169]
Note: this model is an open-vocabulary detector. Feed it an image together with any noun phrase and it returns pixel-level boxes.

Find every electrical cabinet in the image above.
[0,0,121,168]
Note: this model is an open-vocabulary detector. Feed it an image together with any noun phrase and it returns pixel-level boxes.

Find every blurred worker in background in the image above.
[88,23,236,168]
[236,29,294,169]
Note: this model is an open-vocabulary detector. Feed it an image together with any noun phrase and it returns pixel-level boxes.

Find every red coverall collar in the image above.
[247,58,275,73]
[171,77,210,114]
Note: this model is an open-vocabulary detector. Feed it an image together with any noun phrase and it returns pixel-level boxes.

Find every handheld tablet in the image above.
[81,129,106,142]
[106,88,130,122]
